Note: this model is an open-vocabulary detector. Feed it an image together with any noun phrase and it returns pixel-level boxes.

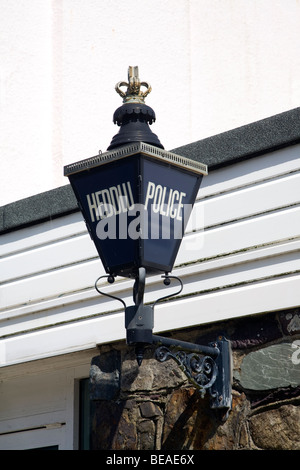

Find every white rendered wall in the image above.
[1,0,300,206]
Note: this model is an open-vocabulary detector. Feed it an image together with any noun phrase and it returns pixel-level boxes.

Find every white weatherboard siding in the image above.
[0,350,96,450]
[0,145,300,367]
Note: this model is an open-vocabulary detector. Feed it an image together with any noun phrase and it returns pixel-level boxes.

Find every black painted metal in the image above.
[107,102,164,150]
[152,335,219,358]
[154,344,218,399]
[152,334,232,411]
[125,267,153,366]
[209,336,232,411]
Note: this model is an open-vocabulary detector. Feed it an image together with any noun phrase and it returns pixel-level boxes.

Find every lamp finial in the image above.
[115,66,152,104]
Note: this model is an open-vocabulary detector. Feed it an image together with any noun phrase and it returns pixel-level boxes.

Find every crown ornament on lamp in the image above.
[115,66,152,104]
[108,66,163,150]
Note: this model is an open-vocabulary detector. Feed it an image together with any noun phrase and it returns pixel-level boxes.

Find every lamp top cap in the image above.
[115,66,152,104]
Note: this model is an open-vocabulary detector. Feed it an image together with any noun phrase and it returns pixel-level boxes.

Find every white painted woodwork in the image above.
[0,351,95,450]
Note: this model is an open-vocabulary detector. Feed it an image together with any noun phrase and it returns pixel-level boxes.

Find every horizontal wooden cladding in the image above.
[188,171,300,233]
[2,273,300,368]
[155,273,300,332]
[0,424,66,450]
[1,205,300,316]
[1,238,300,339]
[1,198,299,292]
[198,144,300,198]
[0,145,300,356]
[0,213,85,258]
[0,360,92,449]
[1,161,300,286]
[178,205,300,266]
[0,232,98,284]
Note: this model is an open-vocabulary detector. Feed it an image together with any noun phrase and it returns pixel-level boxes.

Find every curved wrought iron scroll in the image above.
[94,274,126,309]
[152,274,183,308]
[155,346,218,399]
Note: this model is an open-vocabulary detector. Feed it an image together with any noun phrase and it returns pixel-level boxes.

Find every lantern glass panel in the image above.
[67,150,203,278]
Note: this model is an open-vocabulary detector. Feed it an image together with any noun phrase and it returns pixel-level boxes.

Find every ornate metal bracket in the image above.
[155,347,217,398]
[95,268,232,413]
[152,335,232,411]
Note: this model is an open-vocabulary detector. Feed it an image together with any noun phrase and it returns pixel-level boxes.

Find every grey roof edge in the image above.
[0,185,78,235]
[171,106,300,170]
[1,107,300,235]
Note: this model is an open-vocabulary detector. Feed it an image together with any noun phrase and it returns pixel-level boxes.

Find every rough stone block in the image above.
[279,310,300,336]
[90,350,120,400]
[139,401,162,418]
[121,347,186,392]
[236,341,300,390]
[250,405,300,450]
[137,420,156,450]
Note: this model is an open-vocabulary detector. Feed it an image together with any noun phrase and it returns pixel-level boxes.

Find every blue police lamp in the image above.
[64,67,232,414]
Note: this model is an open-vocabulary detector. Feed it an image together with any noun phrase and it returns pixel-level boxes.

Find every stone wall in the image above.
[90,308,300,450]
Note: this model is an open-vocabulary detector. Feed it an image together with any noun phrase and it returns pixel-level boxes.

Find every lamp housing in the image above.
[64,142,207,278]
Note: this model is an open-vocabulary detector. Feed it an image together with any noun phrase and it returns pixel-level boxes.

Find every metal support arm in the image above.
[95,268,232,413]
